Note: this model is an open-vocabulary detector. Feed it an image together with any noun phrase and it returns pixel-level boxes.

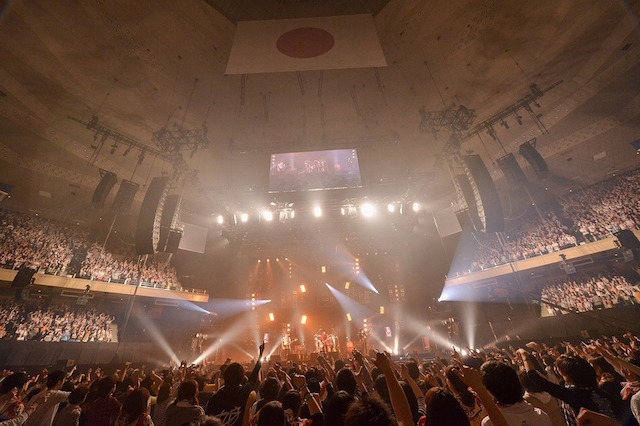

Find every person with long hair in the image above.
[151,382,173,426]
[165,380,204,426]
[116,388,153,426]
[422,387,470,426]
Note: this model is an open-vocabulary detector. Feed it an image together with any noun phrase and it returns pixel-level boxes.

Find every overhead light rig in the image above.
[151,123,210,156]
[457,81,562,144]
[419,105,477,136]
[68,115,197,182]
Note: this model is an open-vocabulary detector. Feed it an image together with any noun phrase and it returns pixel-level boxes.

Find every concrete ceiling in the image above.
[1,0,640,224]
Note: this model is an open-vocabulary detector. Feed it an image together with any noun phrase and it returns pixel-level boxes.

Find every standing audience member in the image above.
[53,387,87,426]
[480,361,552,426]
[25,370,69,426]
[165,380,204,426]
[81,376,121,426]
[115,388,153,426]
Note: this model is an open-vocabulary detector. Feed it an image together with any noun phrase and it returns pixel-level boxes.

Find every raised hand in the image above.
[452,365,484,391]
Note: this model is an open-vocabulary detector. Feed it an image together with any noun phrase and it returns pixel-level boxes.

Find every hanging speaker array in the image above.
[496,153,527,189]
[158,195,183,253]
[462,155,504,233]
[92,169,117,209]
[110,180,139,215]
[519,138,548,179]
[135,177,170,255]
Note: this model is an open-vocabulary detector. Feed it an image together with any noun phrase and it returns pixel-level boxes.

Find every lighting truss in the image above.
[459,81,562,142]
[152,123,210,154]
[68,115,197,182]
[419,105,477,134]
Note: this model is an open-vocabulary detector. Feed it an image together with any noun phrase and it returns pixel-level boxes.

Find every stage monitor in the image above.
[269,149,361,192]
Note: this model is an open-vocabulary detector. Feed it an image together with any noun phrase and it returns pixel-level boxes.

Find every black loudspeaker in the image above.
[92,170,117,209]
[463,155,504,232]
[270,355,281,363]
[496,153,527,188]
[111,180,139,215]
[11,266,36,288]
[615,229,640,249]
[287,354,300,362]
[164,230,183,254]
[135,177,170,255]
[456,174,482,231]
[158,195,181,252]
[519,139,548,179]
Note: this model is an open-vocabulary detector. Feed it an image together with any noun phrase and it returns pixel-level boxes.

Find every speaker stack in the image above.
[92,170,117,209]
[462,155,504,232]
[111,180,139,215]
[496,153,527,189]
[158,195,183,253]
[519,139,548,179]
[455,174,482,231]
[135,177,170,255]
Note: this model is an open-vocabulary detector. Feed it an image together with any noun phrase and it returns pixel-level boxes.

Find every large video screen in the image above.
[269,149,361,192]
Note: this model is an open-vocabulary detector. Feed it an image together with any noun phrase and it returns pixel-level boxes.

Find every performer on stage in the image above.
[357,328,368,355]
[314,330,323,353]
[281,332,292,359]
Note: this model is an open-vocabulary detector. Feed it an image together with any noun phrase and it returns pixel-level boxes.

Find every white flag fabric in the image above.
[226,14,387,74]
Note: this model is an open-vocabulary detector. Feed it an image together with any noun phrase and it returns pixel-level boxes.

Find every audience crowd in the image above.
[560,170,640,242]
[540,274,640,317]
[0,334,639,426]
[0,210,182,290]
[0,299,114,343]
[79,244,180,289]
[453,168,640,275]
[0,211,86,276]
[461,211,577,274]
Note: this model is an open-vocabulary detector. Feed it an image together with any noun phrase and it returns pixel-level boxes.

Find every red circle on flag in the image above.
[276,27,335,58]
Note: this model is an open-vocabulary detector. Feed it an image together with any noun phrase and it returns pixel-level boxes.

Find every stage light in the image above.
[412,202,420,212]
[290,210,295,219]
[301,315,308,324]
[380,306,385,314]
[276,258,279,262]
[268,313,275,322]
[345,282,350,290]
[461,349,468,356]
[387,203,396,213]
[321,266,326,273]
[299,284,306,293]
[266,259,270,262]
[216,215,224,225]
[346,313,352,321]
[341,207,346,216]
[258,259,261,263]
[262,211,273,222]
[240,213,249,223]
[313,206,322,217]
[360,202,376,218]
